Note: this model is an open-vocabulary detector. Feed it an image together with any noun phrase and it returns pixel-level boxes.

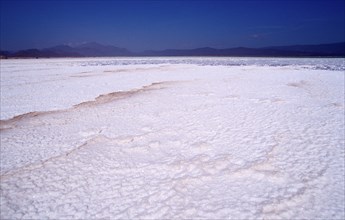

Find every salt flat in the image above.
[0,57,344,219]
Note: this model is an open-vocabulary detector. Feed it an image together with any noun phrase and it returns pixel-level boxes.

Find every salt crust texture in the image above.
[0,58,344,219]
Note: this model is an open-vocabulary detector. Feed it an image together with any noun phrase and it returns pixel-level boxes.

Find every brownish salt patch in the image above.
[287,80,308,88]
[0,81,176,130]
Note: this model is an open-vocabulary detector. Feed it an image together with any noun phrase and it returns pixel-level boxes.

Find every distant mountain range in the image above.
[0,42,132,58]
[1,42,344,58]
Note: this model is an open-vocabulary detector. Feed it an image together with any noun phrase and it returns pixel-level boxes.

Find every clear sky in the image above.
[1,0,344,51]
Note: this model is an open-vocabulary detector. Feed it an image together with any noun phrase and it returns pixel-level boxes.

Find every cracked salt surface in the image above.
[0,58,344,219]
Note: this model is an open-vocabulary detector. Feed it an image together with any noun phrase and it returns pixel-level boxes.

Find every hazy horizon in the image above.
[2,40,345,53]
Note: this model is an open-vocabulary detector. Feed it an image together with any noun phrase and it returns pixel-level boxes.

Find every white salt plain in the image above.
[0,57,344,219]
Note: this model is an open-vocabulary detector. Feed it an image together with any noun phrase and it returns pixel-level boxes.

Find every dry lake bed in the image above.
[0,57,344,219]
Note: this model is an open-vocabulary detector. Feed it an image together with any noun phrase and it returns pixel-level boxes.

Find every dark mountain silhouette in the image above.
[143,42,345,57]
[264,42,345,56]
[72,42,132,56]
[2,42,344,58]
[0,50,11,58]
[43,45,81,57]
[7,42,132,58]
[142,47,309,57]
[11,49,60,58]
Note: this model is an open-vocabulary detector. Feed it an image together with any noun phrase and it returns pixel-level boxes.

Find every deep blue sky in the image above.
[1,0,344,51]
